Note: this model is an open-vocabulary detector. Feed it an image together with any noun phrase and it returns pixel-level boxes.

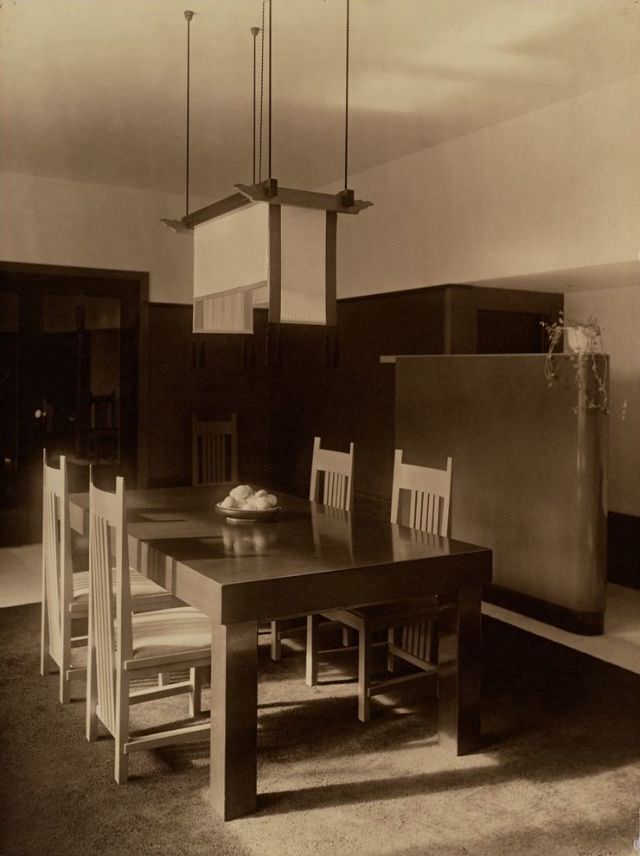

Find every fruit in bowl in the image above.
[218,485,279,515]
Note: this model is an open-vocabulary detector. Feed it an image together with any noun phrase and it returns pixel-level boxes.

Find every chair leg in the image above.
[387,626,396,673]
[85,641,99,742]
[270,620,282,661]
[114,670,129,785]
[305,614,320,687]
[59,613,72,704]
[40,596,52,676]
[189,666,203,718]
[358,628,372,723]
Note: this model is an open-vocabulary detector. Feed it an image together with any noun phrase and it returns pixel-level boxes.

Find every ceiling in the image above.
[2,0,640,205]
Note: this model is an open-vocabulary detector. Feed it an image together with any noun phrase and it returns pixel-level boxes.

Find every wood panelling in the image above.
[607,512,640,589]
[144,285,562,503]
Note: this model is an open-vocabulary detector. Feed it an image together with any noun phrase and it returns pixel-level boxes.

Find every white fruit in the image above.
[254,489,268,498]
[252,496,270,511]
[266,494,278,507]
[220,495,238,509]
[230,484,253,502]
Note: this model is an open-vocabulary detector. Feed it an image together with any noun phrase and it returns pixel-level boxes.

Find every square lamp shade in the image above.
[193,201,336,334]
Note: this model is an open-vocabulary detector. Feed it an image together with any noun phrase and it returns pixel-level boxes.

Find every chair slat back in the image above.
[89,474,131,735]
[309,436,354,511]
[390,450,452,536]
[42,451,73,663]
[192,414,239,485]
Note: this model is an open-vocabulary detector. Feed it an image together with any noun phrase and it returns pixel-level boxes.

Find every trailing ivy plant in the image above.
[540,312,609,414]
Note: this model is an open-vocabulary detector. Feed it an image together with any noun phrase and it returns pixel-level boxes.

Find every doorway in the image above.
[0,262,148,546]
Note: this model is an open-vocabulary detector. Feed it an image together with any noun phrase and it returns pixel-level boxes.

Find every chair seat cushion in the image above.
[131,606,211,659]
[72,569,169,605]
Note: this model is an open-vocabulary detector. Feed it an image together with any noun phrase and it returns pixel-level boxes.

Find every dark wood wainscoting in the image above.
[145,284,562,508]
[608,512,640,589]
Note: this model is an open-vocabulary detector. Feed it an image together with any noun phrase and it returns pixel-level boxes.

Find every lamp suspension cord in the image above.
[251,27,260,184]
[268,0,272,181]
[184,10,194,217]
[258,2,266,183]
[344,0,350,191]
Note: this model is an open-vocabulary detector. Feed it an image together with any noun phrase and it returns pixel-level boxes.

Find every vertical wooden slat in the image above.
[43,487,62,660]
[268,205,282,324]
[324,211,337,327]
[409,491,417,529]
[92,510,116,735]
[419,623,427,660]
[193,417,239,486]
[433,497,441,536]
[390,450,403,524]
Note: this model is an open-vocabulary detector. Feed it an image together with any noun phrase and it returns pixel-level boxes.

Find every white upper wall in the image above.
[329,73,640,515]
[0,171,198,303]
[333,73,640,298]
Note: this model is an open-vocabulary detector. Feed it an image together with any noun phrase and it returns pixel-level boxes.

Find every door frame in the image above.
[0,260,150,489]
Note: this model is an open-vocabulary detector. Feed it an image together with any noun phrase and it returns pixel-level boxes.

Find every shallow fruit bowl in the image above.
[215,503,281,522]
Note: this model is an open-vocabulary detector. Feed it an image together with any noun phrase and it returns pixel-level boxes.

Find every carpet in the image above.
[1,603,639,856]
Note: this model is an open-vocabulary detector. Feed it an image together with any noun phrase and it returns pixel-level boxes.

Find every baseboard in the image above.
[484,584,604,636]
[608,511,640,590]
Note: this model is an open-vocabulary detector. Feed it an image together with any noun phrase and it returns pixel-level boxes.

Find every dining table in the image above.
[69,482,492,821]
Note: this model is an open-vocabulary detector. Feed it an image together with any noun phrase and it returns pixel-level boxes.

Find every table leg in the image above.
[210,619,258,820]
[456,584,483,755]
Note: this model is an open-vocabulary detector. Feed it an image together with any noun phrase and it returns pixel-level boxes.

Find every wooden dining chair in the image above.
[85,473,211,784]
[192,414,238,485]
[40,451,176,704]
[269,436,355,661]
[306,449,453,722]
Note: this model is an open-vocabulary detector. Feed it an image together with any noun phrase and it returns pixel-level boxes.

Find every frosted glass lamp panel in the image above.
[280,206,327,324]
[251,284,269,309]
[194,286,261,333]
[193,202,269,333]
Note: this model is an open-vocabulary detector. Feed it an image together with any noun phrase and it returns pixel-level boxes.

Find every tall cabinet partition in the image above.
[390,354,608,634]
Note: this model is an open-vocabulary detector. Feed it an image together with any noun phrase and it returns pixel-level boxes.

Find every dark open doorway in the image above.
[0,262,148,546]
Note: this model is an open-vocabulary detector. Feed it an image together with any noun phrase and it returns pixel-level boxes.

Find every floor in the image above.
[2,541,639,674]
[483,586,640,675]
[0,543,42,608]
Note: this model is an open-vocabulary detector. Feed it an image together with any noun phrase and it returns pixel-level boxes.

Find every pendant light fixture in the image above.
[164,2,372,335]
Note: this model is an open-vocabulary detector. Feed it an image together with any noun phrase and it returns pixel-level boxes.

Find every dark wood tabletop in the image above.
[70,483,491,622]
